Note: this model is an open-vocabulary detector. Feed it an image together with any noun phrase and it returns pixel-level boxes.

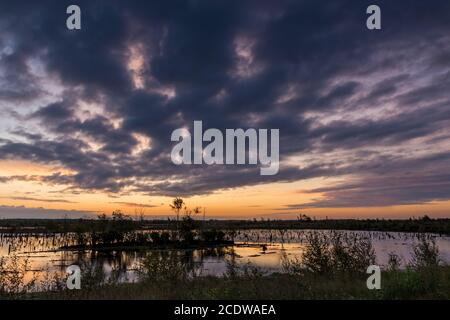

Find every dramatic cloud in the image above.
[0,0,449,208]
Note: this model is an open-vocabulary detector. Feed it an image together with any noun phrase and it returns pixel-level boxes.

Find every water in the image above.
[1,229,450,287]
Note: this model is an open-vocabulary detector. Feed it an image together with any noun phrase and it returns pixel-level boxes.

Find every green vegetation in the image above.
[2,231,450,300]
[27,266,450,300]
[62,202,232,249]
[282,232,376,275]
[1,199,449,300]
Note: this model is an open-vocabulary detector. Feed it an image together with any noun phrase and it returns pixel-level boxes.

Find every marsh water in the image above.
[1,229,450,285]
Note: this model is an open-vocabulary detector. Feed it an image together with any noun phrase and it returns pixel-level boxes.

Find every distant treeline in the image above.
[201,216,450,234]
[0,215,449,234]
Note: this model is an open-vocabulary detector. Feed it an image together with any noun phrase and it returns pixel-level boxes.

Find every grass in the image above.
[2,230,450,300]
[24,266,450,300]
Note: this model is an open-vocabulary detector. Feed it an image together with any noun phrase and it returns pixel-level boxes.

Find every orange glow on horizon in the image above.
[0,161,449,220]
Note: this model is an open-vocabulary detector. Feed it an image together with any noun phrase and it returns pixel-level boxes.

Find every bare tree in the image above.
[170,197,185,234]
[134,207,146,223]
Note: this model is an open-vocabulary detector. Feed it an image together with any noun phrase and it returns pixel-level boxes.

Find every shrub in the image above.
[200,229,226,243]
[0,255,36,297]
[387,252,402,271]
[301,233,333,274]
[284,232,376,276]
[410,236,441,270]
[138,252,189,282]
[160,232,171,243]
[150,232,161,244]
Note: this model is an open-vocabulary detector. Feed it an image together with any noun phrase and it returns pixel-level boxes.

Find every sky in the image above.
[0,0,449,219]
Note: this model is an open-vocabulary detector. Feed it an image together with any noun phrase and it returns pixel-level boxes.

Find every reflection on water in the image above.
[1,229,450,285]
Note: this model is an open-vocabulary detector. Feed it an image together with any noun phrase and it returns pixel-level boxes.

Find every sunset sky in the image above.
[0,0,449,219]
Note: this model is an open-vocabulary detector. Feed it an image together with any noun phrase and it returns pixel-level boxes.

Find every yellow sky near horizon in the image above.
[1,159,449,219]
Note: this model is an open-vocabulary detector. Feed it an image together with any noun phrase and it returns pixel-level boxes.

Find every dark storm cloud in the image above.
[32,101,74,122]
[10,129,43,141]
[311,100,450,151]
[129,163,333,197]
[279,151,450,208]
[0,0,450,207]
[0,51,43,102]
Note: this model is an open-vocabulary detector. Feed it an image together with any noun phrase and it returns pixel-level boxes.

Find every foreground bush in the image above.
[282,231,376,276]
[6,232,450,300]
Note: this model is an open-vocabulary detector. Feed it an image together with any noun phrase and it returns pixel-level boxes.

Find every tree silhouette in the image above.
[170,197,185,235]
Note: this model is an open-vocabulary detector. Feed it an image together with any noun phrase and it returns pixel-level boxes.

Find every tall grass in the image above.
[4,231,450,300]
[0,255,36,298]
[138,251,201,282]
